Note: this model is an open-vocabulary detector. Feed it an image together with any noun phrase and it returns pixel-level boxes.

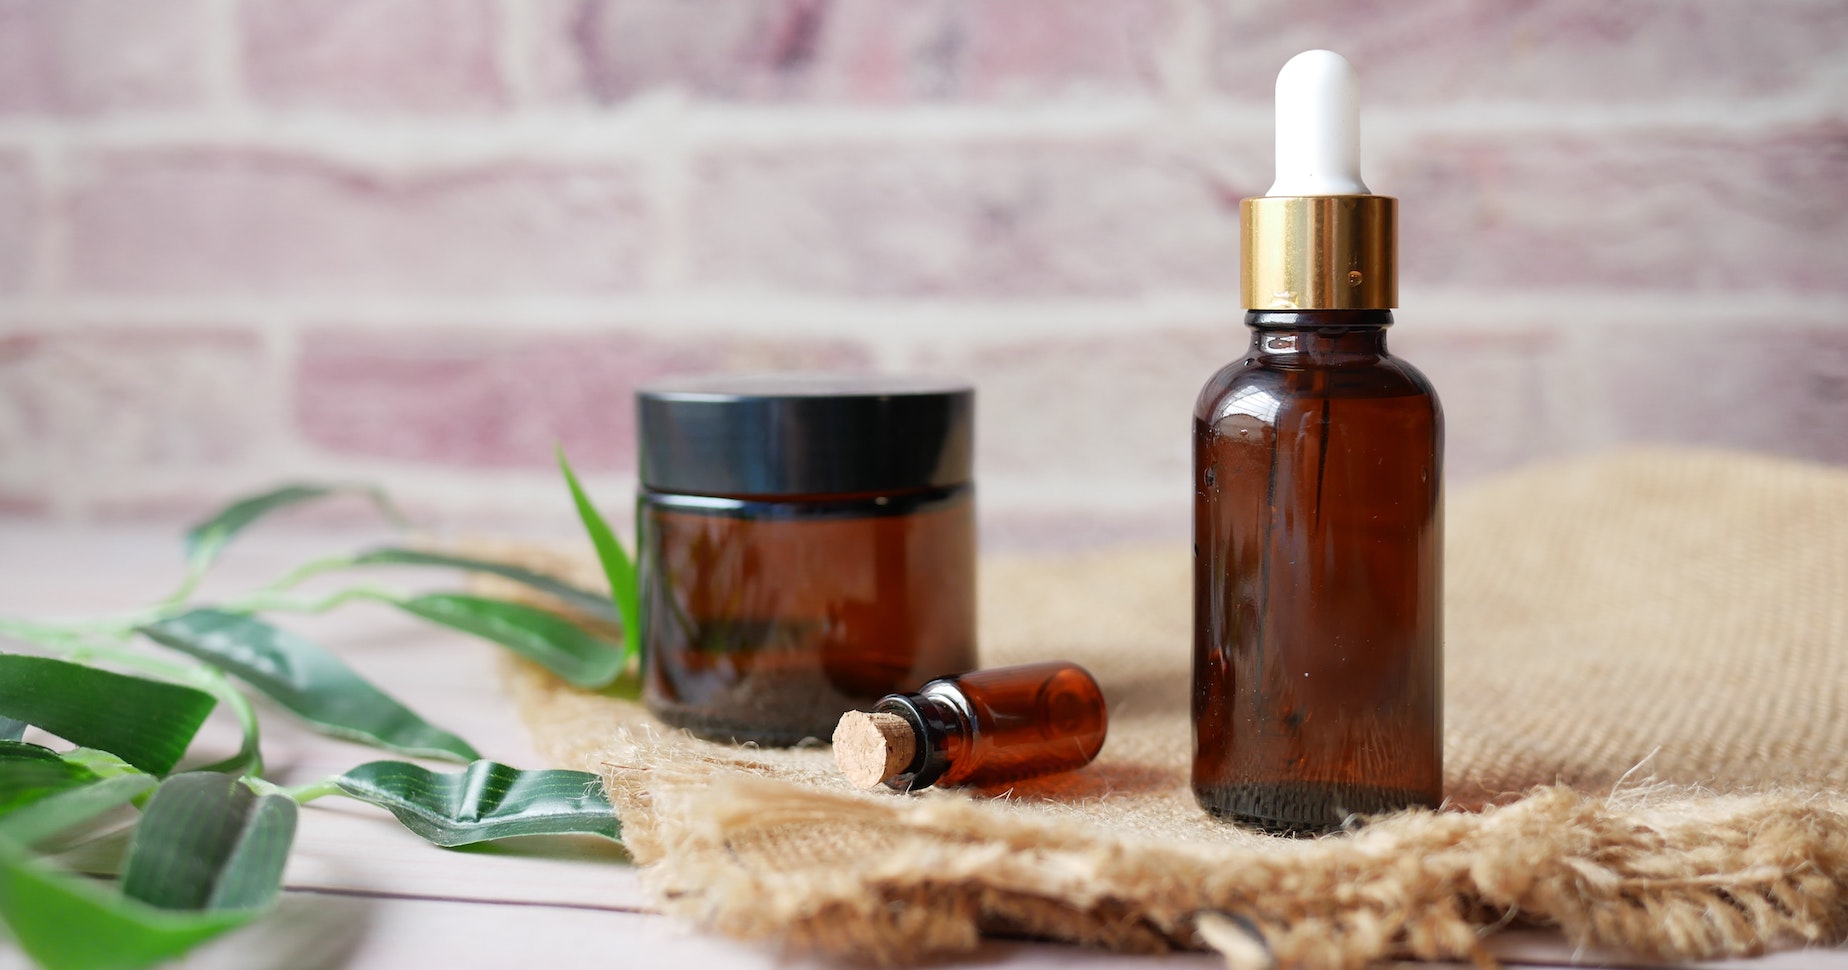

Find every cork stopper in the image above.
[833,711,917,789]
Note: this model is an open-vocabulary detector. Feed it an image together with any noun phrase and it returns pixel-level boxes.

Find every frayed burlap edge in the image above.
[504,659,1848,969]
[480,449,1848,967]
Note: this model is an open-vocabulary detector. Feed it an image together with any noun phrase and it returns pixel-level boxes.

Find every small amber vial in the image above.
[832,661,1108,791]
[638,375,977,746]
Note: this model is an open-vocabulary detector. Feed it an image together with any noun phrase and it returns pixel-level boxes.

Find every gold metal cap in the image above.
[1240,195,1397,310]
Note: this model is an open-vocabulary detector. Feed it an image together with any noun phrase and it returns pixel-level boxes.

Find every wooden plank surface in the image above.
[1,522,1842,969]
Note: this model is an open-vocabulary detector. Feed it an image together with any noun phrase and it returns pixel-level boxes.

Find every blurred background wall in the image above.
[0,0,1844,545]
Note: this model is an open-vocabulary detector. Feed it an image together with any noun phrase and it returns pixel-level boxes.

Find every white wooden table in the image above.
[0,523,1838,970]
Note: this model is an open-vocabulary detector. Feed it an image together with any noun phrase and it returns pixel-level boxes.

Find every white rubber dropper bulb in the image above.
[1265,50,1369,197]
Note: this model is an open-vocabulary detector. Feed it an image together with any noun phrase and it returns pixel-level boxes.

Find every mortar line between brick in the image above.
[494,0,536,108]
[198,0,247,115]
[1155,0,1213,105]
[260,318,307,473]
[1556,323,1624,451]
[19,137,65,303]
[636,100,691,294]
[0,97,1838,159]
[0,293,1843,333]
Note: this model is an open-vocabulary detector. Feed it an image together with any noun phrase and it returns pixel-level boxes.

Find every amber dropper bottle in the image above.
[1192,50,1443,834]
[833,662,1108,791]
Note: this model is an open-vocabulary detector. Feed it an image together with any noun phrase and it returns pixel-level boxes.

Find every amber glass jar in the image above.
[637,375,977,746]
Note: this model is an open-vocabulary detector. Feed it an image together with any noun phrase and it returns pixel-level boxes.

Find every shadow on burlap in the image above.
[494,449,1848,967]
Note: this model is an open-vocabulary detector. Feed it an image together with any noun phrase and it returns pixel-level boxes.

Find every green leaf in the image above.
[0,774,156,848]
[184,483,401,575]
[352,547,620,624]
[557,448,640,669]
[395,594,623,689]
[334,760,619,847]
[0,716,24,742]
[140,610,479,763]
[0,843,253,970]
[0,742,68,765]
[0,655,216,775]
[0,743,155,846]
[121,773,297,912]
[61,748,141,781]
[0,741,100,814]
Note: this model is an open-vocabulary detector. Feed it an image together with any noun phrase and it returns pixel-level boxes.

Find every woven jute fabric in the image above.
[497,449,1848,967]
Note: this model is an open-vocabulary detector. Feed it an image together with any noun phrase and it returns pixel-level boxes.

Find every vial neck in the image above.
[877,688,972,790]
[1245,309,1392,365]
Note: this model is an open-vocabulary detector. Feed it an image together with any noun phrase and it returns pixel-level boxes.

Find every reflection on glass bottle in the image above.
[636,375,978,747]
[641,490,976,745]
[1193,310,1443,834]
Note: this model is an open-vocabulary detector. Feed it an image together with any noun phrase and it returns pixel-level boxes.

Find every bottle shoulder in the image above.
[1194,352,1441,424]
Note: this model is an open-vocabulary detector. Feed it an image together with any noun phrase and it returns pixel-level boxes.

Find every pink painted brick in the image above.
[957,0,1169,100]
[1390,327,1564,480]
[942,323,1560,491]
[0,495,48,517]
[0,0,208,114]
[1211,0,1848,103]
[67,150,650,297]
[241,0,505,112]
[0,153,33,293]
[295,329,873,470]
[1380,125,1848,293]
[0,329,270,498]
[530,0,1164,103]
[1597,324,1848,463]
[531,0,874,103]
[689,140,1251,297]
[928,327,1235,485]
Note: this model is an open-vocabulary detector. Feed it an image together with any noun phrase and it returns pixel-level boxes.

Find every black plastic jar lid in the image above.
[637,374,974,498]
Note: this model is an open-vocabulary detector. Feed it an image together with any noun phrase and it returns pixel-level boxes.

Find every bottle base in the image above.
[1195,781,1438,836]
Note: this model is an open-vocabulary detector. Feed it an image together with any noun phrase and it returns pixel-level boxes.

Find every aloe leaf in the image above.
[140,610,478,763]
[121,773,297,912]
[0,843,253,970]
[557,448,640,667]
[333,760,619,847]
[0,716,23,742]
[394,594,623,689]
[352,547,620,623]
[0,655,215,775]
[184,483,401,575]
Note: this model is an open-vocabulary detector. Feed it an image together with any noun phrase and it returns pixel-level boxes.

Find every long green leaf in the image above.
[0,743,155,845]
[352,548,620,623]
[558,448,640,668]
[0,656,215,775]
[0,742,101,814]
[334,760,619,847]
[140,610,478,763]
[0,774,156,848]
[394,594,623,689]
[184,483,401,575]
[0,843,253,970]
[121,773,296,912]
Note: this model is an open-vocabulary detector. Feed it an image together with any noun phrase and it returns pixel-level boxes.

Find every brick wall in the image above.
[1,0,1844,544]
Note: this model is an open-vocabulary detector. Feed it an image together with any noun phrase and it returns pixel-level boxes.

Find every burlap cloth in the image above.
[497,449,1848,967]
